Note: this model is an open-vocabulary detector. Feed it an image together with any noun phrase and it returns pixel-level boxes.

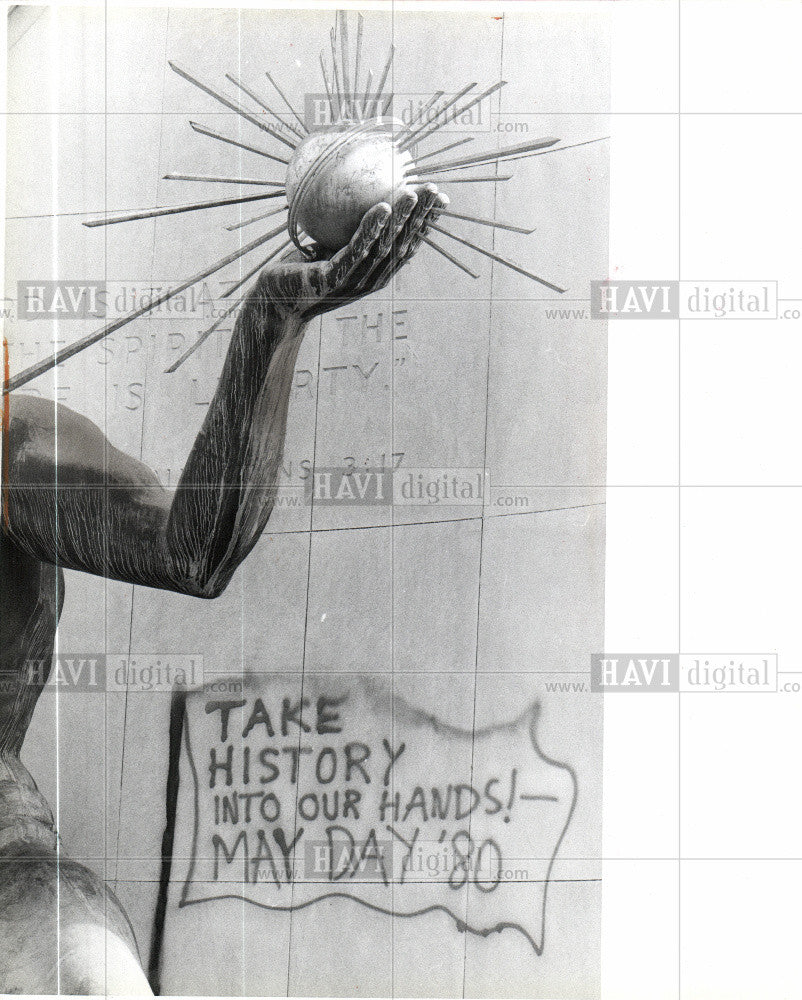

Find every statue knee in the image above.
[0,848,149,995]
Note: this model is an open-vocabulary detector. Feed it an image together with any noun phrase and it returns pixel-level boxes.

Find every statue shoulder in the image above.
[3,394,158,491]
[5,394,106,469]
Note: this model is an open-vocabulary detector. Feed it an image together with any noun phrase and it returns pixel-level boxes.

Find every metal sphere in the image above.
[286,119,413,251]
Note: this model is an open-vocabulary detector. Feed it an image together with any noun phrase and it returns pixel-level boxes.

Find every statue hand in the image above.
[255,183,448,322]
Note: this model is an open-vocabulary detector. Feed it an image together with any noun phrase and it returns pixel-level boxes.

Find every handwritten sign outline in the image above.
[175,689,578,956]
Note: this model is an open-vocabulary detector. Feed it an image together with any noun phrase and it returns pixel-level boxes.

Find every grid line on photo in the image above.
[677,5,682,999]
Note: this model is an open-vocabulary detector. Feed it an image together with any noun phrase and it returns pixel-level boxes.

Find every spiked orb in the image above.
[286,119,413,251]
[7,9,608,390]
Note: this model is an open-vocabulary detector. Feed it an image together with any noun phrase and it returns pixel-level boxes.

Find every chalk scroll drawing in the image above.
[173,675,577,954]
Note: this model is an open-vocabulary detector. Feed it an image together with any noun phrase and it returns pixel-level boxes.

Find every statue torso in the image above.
[0,530,64,756]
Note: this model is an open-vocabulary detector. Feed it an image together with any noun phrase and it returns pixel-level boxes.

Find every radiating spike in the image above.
[352,14,364,113]
[496,135,610,163]
[401,80,505,151]
[416,136,560,174]
[330,28,343,119]
[188,121,290,166]
[82,192,282,228]
[413,92,445,129]
[444,78,507,129]
[265,69,308,134]
[319,53,337,124]
[369,44,394,119]
[414,173,512,183]
[360,69,373,119]
[440,208,533,234]
[226,203,287,231]
[381,89,394,118]
[430,223,564,293]
[401,81,476,149]
[412,136,474,164]
[7,224,288,391]
[164,300,242,374]
[223,238,293,297]
[164,173,285,187]
[169,61,296,150]
[339,11,351,117]
[226,72,305,141]
[165,241,292,373]
[421,236,480,278]
[400,91,444,142]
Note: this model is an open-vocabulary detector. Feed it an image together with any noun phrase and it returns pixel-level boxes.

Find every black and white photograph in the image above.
[2,2,801,998]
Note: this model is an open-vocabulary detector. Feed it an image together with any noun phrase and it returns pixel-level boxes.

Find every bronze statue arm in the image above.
[2,187,446,597]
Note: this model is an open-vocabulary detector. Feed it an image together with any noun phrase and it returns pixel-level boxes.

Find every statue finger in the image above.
[325,202,392,288]
[349,190,419,294]
[389,189,450,282]
[402,185,447,252]
[358,187,441,293]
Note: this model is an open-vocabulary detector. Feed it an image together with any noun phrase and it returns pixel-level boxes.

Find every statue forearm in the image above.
[1,285,308,598]
[165,283,308,596]
[165,190,444,596]
[2,192,442,596]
